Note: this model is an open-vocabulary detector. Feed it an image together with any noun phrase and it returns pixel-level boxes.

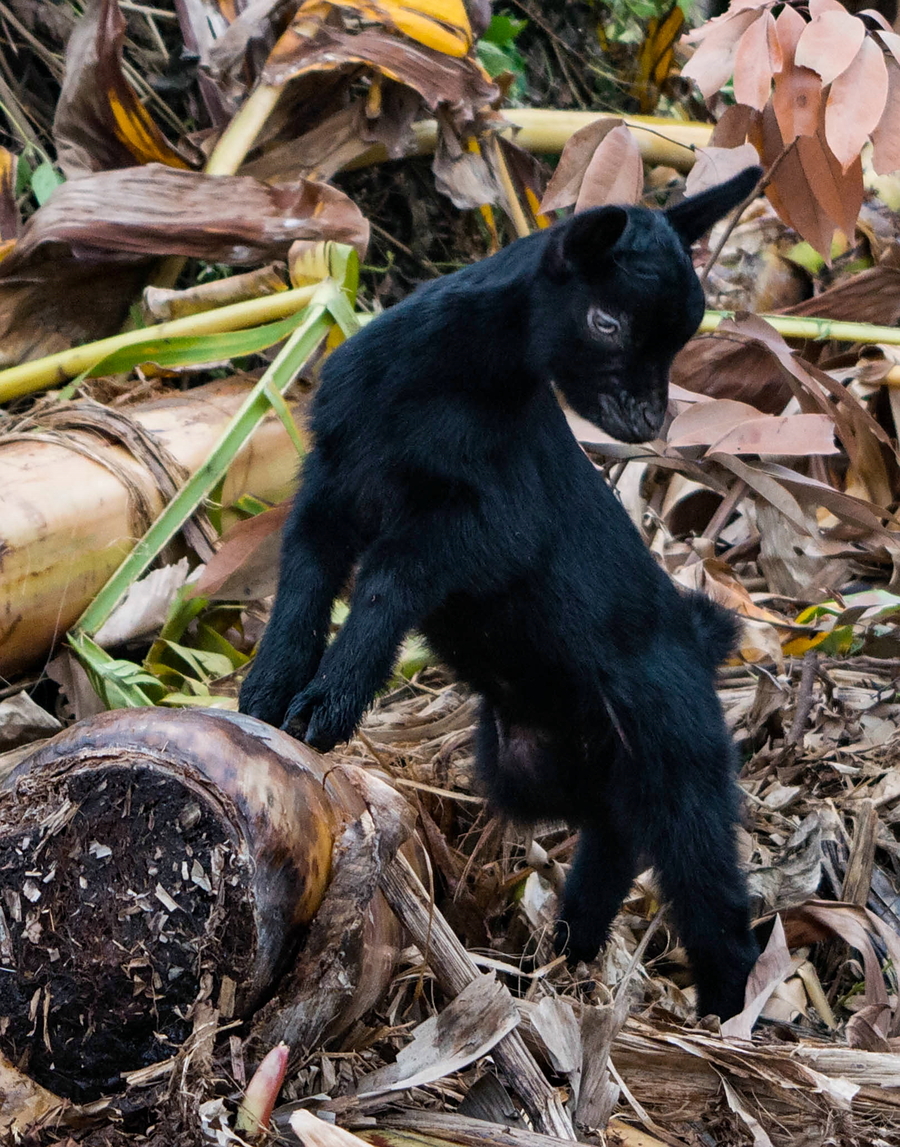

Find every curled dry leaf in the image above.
[675,557,786,627]
[573,125,644,213]
[0,708,413,1100]
[258,14,497,208]
[825,36,889,171]
[538,117,624,213]
[721,915,795,1040]
[0,166,367,363]
[54,0,191,178]
[318,0,474,58]
[674,559,786,666]
[14,165,369,264]
[266,6,488,110]
[781,900,900,1024]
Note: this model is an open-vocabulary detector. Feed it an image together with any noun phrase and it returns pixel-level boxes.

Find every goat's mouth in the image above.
[593,392,667,444]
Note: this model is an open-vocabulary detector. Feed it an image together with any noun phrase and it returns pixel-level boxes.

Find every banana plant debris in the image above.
[2,0,900,1145]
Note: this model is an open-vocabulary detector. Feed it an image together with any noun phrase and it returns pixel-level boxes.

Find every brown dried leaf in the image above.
[0,167,367,364]
[260,21,496,208]
[668,400,838,455]
[574,125,644,212]
[733,10,780,111]
[264,24,495,127]
[772,5,823,144]
[672,332,793,414]
[871,57,900,175]
[795,129,864,239]
[538,117,624,213]
[54,0,191,178]
[681,9,763,100]
[685,143,760,197]
[675,558,787,625]
[794,10,866,86]
[781,261,900,327]
[781,901,900,1017]
[750,109,836,258]
[354,975,519,1098]
[668,397,767,446]
[750,84,864,259]
[193,503,291,600]
[825,36,888,171]
[8,165,369,265]
[721,915,795,1040]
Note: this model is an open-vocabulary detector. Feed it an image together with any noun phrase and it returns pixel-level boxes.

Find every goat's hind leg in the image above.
[558,816,640,965]
[607,662,758,1019]
[652,790,759,1020]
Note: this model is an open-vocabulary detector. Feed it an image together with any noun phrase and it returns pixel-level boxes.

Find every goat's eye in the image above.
[587,306,620,338]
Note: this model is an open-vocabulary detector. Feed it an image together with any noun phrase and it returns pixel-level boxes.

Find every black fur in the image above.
[240,168,762,1019]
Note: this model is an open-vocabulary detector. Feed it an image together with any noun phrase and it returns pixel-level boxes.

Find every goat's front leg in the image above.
[283,538,448,750]
[240,463,358,728]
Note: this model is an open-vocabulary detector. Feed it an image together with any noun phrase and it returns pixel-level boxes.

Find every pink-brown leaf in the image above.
[539,117,624,213]
[825,36,888,170]
[871,57,900,174]
[877,28,900,65]
[685,142,760,196]
[681,9,762,99]
[708,413,839,456]
[794,10,866,86]
[749,104,836,258]
[795,129,864,238]
[733,10,781,110]
[668,398,767,447]
[808,0,850,14]
[574,125,643,212]
[772,5,823,143]
[668,399,838,455]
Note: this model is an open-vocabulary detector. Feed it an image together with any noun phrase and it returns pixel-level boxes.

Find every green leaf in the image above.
[30,161,64,205]
[482,13,528,45]
[194,621,249,670]
[68,632,164,708]
[84,308,316,378]
[157,639,236,681]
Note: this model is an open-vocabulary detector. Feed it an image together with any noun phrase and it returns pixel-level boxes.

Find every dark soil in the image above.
[0,764,255,1100]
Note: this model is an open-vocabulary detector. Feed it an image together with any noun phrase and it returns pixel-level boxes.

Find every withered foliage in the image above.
[2,1,900,1146]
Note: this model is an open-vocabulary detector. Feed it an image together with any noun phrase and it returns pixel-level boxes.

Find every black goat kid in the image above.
[241,168,763,1019]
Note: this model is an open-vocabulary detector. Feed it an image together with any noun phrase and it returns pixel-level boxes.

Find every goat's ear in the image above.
[541,205,629,282]
[665,165,762,247]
